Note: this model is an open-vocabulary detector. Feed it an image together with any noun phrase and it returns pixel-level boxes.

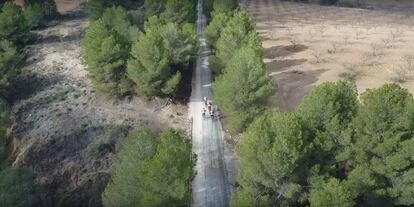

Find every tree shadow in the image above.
[266,58,307,72]
[264,44,308,59]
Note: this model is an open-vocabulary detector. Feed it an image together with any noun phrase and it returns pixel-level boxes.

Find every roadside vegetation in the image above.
[205,0,274,133]
[102,128,194,207]
[233,79,414,207]
[83,1,197,206]
[82,0,198,98]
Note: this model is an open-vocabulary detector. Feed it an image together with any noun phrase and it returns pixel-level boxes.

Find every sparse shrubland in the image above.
[102,128,194,207]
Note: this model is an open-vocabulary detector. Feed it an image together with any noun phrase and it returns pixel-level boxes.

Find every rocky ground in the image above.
[8,9,189,207]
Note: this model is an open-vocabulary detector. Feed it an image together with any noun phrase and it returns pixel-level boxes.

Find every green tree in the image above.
[23,3,45,28]
[102,128,194,207]
[144,0,165,19]
[137,129,193,206]
[0,167,46,207]
[213,0,239,13]
[161,0,196,24]
[24,0,57,18]
[205,12,230,48]
[234,110,309,206]
[214,10,261,72]
[82,6,138,96]
[214,47,273,132]
[102,128,158,207]
[0,2,31,47]
[297,79,358,174]
[88,0,144,21]
[127,17,197,97]
[348,84,414,206]
[0,40,22,92]
[309,178,355,207]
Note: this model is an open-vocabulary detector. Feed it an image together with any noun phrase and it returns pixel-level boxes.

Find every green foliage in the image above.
[127,17,197,97]
[213,47,273,132]
[214,10,262,73]
[144,0,165,20]
[213,0,239,13]
[205,12,229,48]
[348,84,414,206]
[309,178,355,207]
[233,81,414,206]
[0,2,31,47]
[235,110,308,205]
[161,0,196,24]
[0,167,46,207]
[82,6,138,96]
[102,128,158,207]
[203,0,214,18]
[137,129,193,206]
[102,128,194,207]
[88,0,143,21]
[23,3,45,28]
[0,40,22,92]
[24,0,57,17]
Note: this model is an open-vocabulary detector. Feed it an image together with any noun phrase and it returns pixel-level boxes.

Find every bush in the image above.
[102,128,194,207]
[24,0,57,18]
[0,40,22,92]
[0,2,31,47]
[0,167,47,207]
[213,47,273,132]
[23,3,46,28]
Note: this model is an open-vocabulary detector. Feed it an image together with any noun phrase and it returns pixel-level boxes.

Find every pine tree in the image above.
[213,47,273,132]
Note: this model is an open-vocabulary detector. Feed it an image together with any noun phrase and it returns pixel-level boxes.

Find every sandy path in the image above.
[190,1,237,206]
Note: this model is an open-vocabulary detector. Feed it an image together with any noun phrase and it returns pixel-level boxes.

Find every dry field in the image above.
[241,0,414,110]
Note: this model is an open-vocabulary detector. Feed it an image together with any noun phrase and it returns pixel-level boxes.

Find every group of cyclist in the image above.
[201,96,216,118]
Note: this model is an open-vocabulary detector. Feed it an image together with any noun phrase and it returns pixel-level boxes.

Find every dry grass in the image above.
[242,0,414,110]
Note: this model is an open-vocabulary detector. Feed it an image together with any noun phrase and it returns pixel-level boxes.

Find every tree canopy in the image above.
[233,81,414,207]
[102,128,194,207]
[0,40,22,92]
[213,47,273,132]
[127,17,197,97]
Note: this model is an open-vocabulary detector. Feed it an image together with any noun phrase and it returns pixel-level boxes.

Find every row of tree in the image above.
[204,1,274,133]
[232,80,414,207]
[102,128,194,206]
[82,0,199,97]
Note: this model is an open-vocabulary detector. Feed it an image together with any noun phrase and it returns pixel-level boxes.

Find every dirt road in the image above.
[190,1,235,206]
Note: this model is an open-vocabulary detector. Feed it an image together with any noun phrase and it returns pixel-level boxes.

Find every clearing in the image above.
[241,0,414,110]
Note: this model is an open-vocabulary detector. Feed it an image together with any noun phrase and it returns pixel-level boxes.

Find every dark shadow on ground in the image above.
[269,69,326,111]
[266,58,307,72]
[264,44,308,59]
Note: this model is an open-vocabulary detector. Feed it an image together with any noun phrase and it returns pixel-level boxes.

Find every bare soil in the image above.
[241,0,414,111]
[8,8,189,207]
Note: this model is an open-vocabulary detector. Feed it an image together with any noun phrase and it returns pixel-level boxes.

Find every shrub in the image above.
[0,2,31,47]
[0,40,22,92]
[23,3,46,28]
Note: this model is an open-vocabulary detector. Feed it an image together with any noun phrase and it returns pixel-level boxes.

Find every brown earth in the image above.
[241,0,414,111]
[8,8,189,207]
